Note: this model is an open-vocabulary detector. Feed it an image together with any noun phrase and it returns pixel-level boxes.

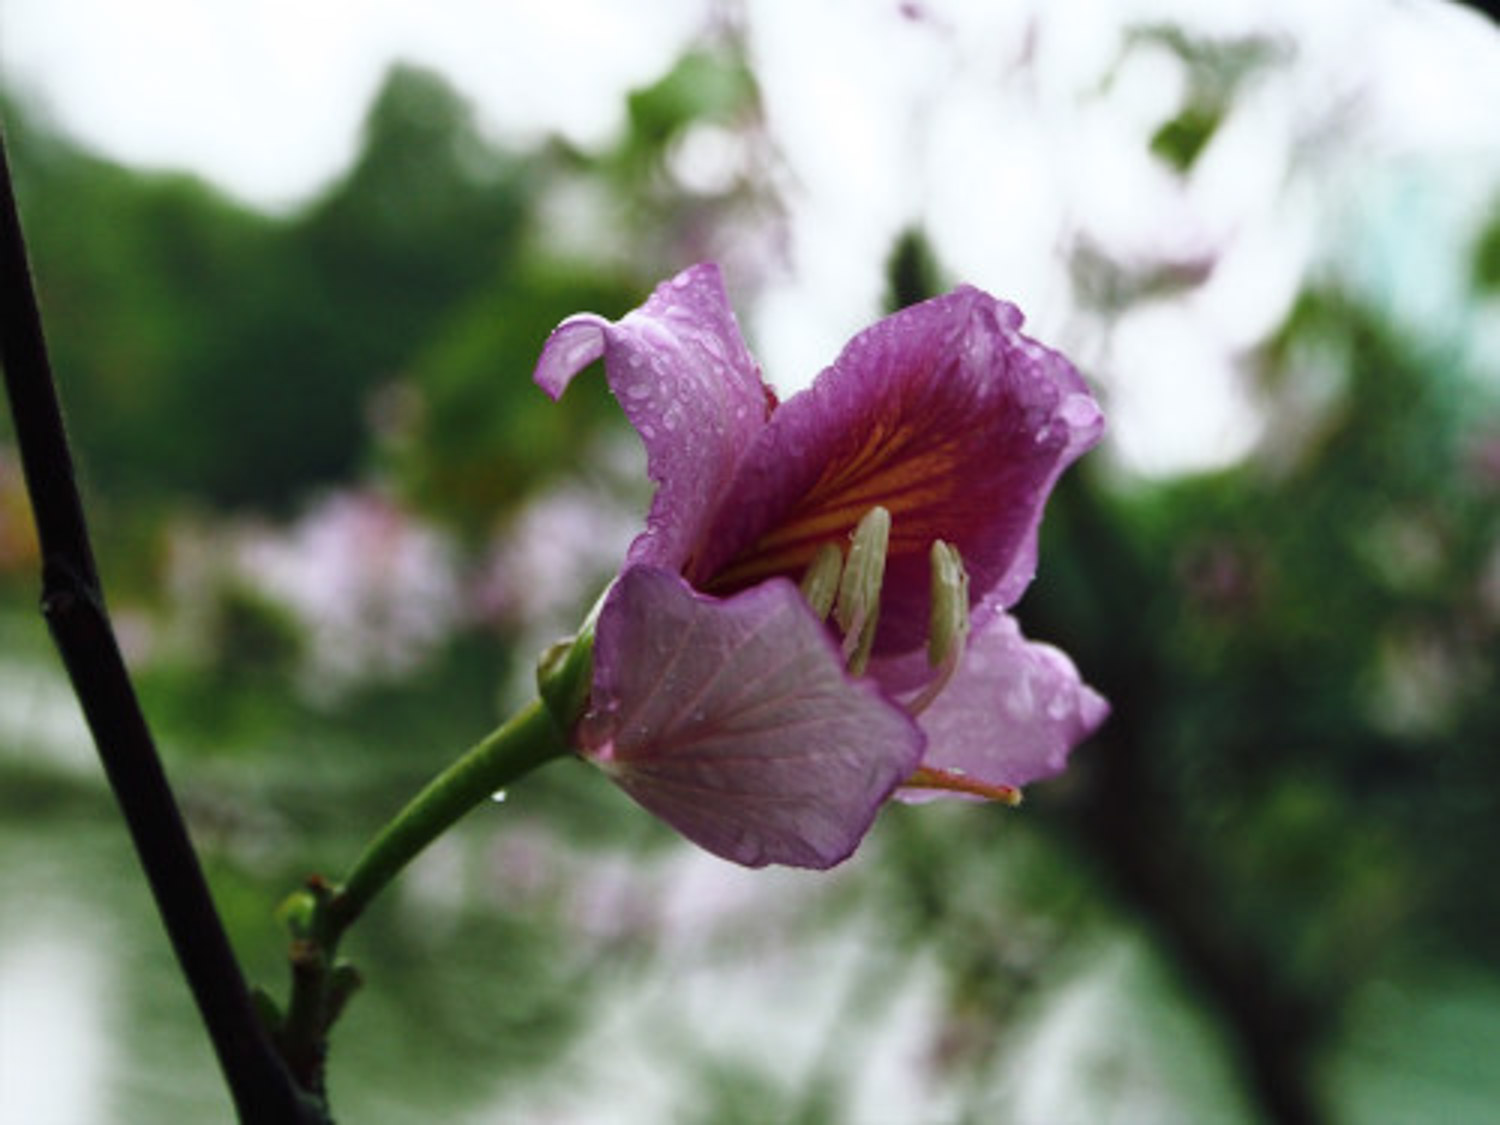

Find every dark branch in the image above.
[0,120,318,1124]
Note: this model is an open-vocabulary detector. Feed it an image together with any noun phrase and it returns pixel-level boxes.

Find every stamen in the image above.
[904,540,970,716]
[835,506,890,676]
[926,540,970,668]
[905,766,1022,805]
[799,542,845,622]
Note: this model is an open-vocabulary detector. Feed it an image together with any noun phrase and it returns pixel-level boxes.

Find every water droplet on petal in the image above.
[1005,677,1036,718]
[1059,393,1101,428]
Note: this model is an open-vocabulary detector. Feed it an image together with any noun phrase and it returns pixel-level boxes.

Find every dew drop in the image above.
[1059,393,1101,428]
[491,789,508,803]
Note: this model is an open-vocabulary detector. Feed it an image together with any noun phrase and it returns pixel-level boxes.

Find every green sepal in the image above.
[536,583,609,732]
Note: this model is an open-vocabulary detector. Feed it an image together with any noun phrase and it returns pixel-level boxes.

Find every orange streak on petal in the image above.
[709,541,838,591]
[712,420,964,592]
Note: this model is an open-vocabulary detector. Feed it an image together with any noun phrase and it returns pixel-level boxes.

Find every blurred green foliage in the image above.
[1476,198,1500,290]
[1137,27,1284,174]
[5,68,634,517]
[1020,272,1500,1122]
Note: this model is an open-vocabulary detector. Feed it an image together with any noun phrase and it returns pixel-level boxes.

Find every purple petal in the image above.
[533,264,772,571]
[692,287,1103,654]
[578,566,925,869]
[897,612,1107,801]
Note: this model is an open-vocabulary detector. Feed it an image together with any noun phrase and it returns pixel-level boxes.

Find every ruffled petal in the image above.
[579,565,925,869]
[694,287,1103,654]
[533,264,772,571]
[897,612,1107,800]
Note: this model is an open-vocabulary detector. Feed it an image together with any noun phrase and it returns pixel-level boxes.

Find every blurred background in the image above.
[2,0,1499,1121]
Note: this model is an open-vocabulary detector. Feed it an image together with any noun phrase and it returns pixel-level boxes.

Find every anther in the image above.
[799,542,845,622]
[835,506,890,676]
[905,540,970,716]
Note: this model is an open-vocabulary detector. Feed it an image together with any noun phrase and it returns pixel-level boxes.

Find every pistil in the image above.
[904,765,1022,805]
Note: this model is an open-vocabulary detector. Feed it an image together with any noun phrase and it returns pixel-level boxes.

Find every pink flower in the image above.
[535,264,1106,868]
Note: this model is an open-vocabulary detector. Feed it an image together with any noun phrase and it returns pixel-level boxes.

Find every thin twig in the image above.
[0,120,318,1124]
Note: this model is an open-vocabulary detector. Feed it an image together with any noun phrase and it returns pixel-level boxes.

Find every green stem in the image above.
[275,698,572,1105]
[332,698,571,932]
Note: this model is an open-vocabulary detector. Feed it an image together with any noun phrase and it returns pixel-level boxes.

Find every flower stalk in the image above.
[272,697,571,1106]
[334,699,570,928]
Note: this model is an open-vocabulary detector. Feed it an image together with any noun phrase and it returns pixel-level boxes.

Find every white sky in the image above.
[0,0,707,206]
[2,0,1498,477]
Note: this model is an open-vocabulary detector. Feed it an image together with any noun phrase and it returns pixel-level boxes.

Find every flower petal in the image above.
[578,565,924,868]
[897,612,1107,800]
[533,264,771,571]
[694,287,1103,654]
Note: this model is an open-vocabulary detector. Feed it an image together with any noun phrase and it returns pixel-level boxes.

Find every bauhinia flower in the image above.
[533,263,1107,869]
